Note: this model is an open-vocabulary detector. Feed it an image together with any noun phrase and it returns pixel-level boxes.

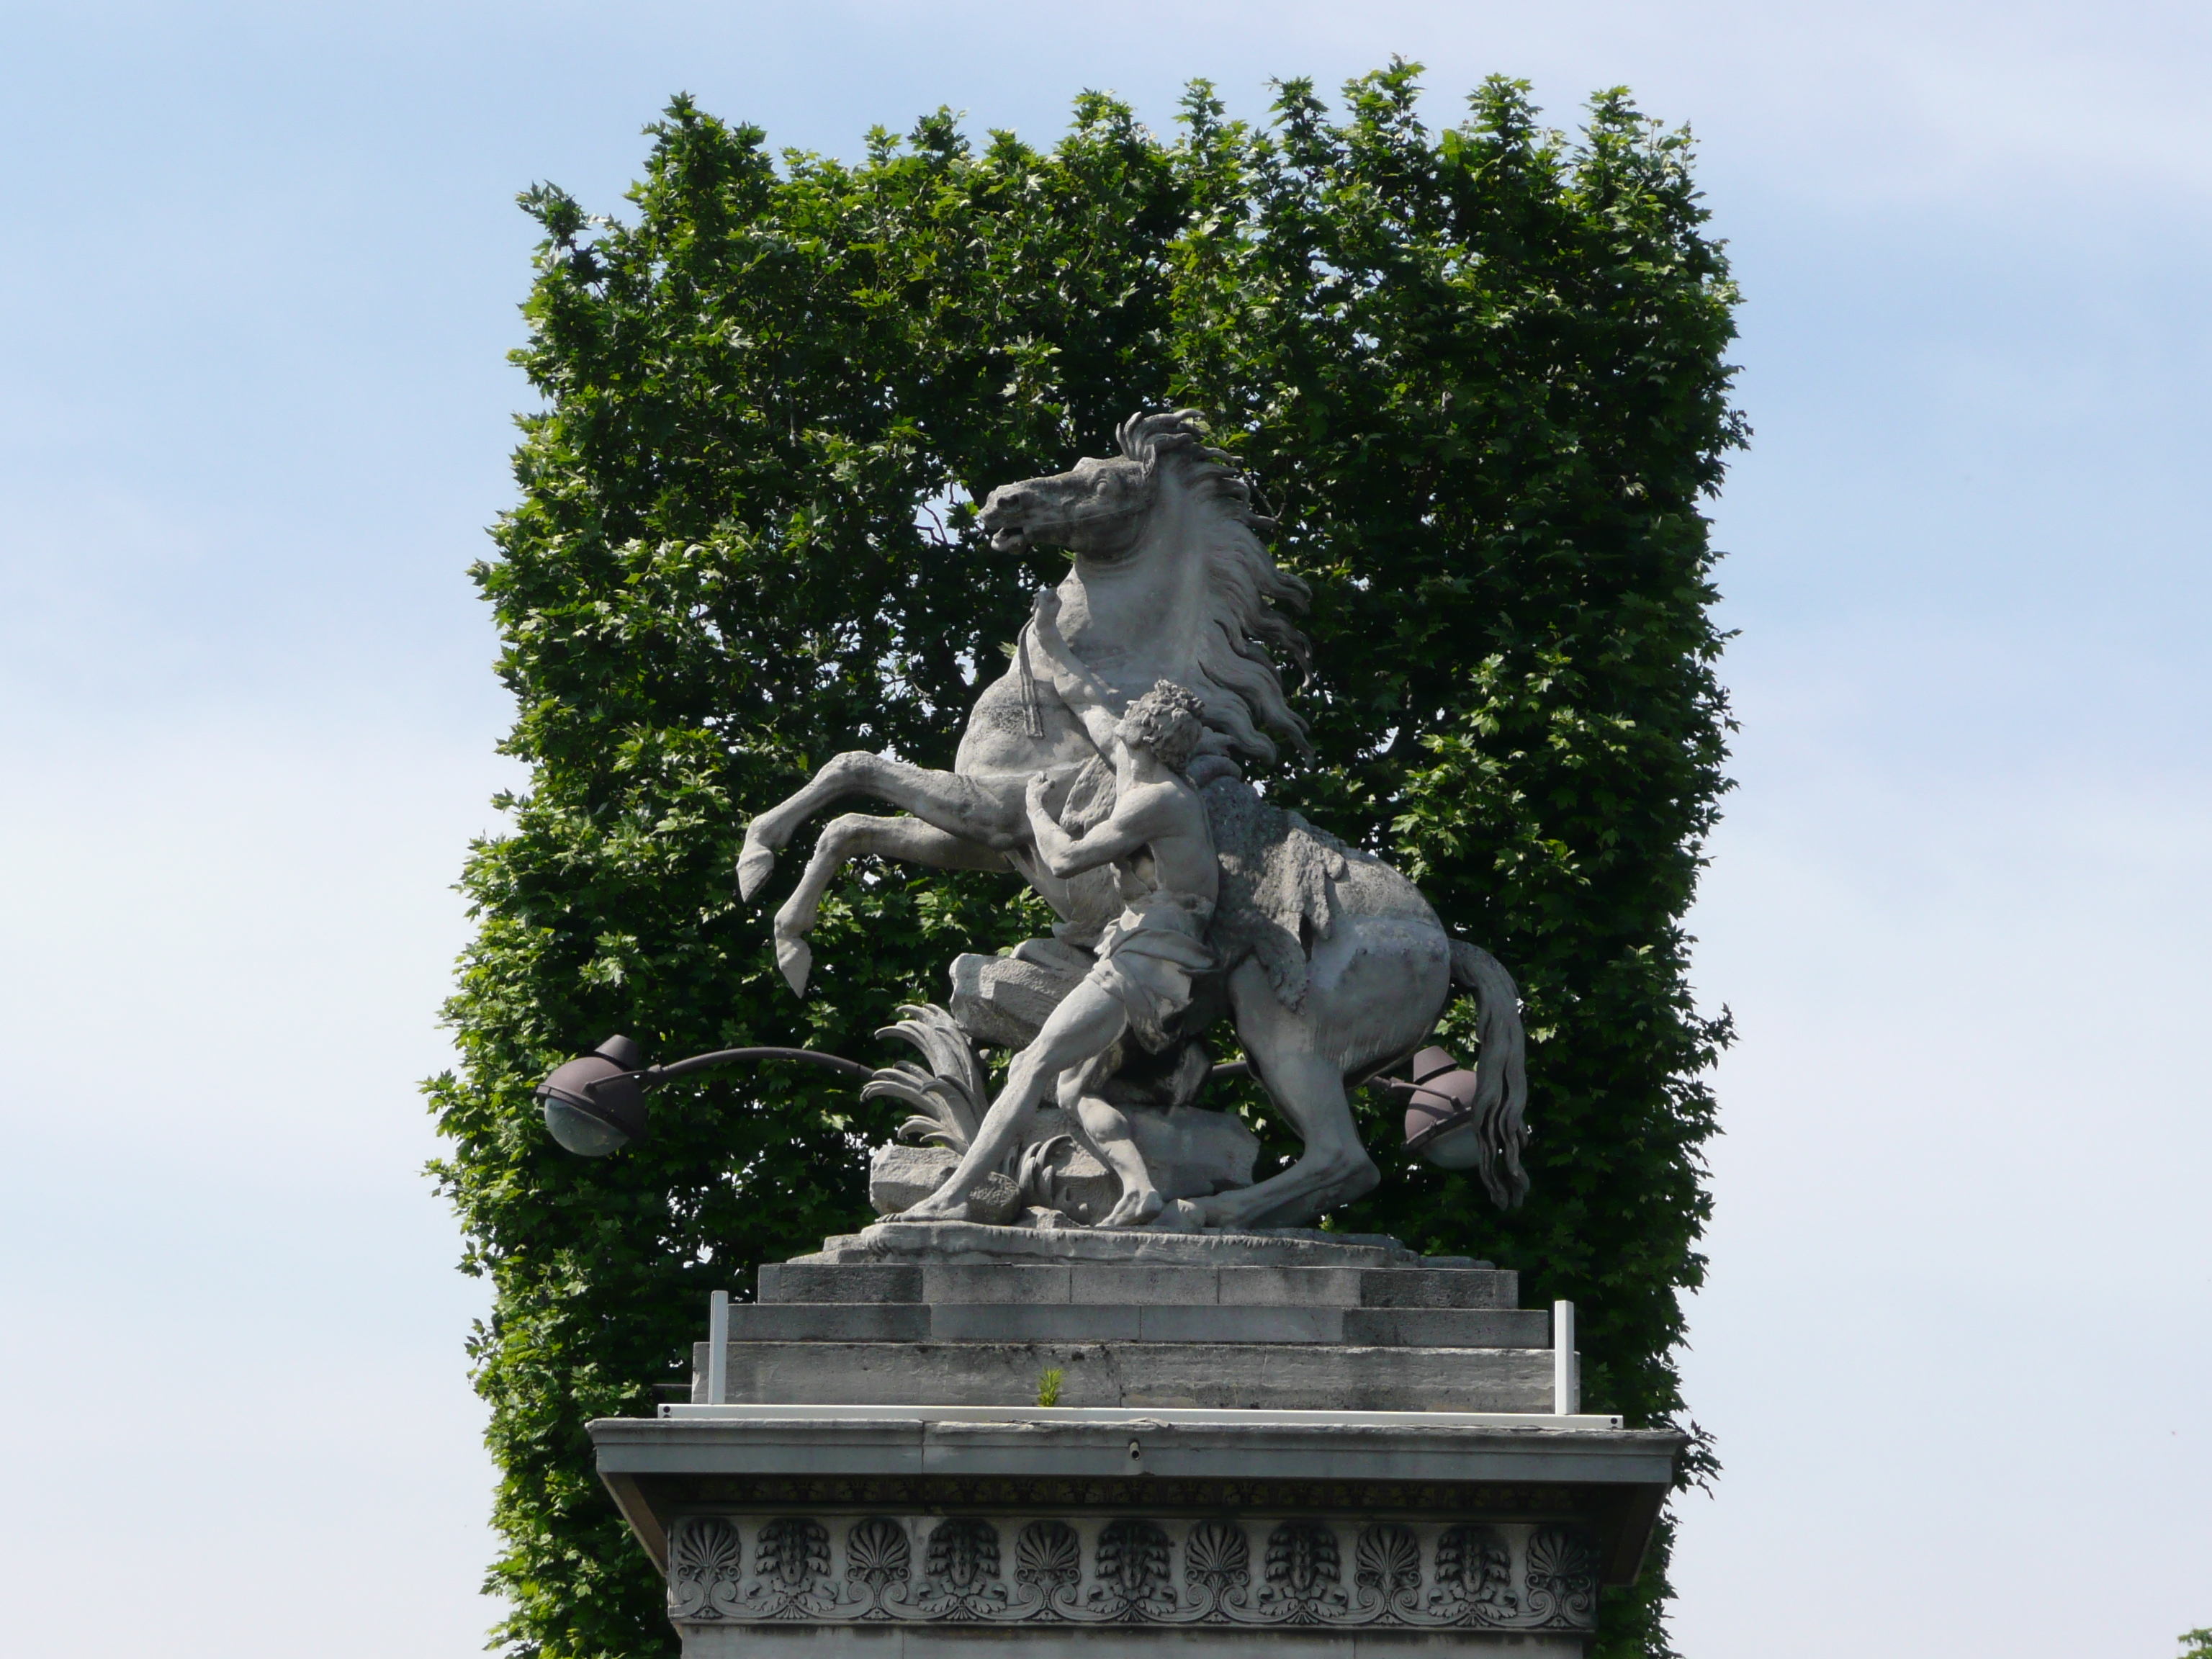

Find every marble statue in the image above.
[738,411,1528,1228]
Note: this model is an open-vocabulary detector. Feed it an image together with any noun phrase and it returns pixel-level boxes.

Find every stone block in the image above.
[948,945,1078,1051]
[1216,1267,1362,1306]
[868,1144,957,1214]
[703,1341,1123,1408]
[868,1146,1022,1226]
[725,1303,930,1343]
[699,1341,1557,1413]
[1340,1308,1551,1348]
[930,1303,1142,1342]
[1136,1305,1343,1344]
[1357,1267,1519,1308]
[760,1263,925,1305]
[1113,1344,1557,1413]
[1068,1264,1218,1305]
[919,1264,1072,1304]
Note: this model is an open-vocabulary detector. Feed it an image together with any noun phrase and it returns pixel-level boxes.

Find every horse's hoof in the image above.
[737,837,776,901]
[775,935,813,997]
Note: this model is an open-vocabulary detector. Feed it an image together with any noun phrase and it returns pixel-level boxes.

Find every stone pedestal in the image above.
[590,1224,1681,1655]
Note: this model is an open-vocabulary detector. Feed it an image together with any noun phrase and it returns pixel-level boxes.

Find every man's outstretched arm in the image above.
[1025,774,1168,878]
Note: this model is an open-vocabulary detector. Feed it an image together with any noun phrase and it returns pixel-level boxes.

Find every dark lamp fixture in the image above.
[1382,1045,1493,1171]
[534,1035,873,1157]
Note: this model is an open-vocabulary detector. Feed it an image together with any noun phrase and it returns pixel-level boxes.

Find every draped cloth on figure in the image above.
[1087,889,1216,1053]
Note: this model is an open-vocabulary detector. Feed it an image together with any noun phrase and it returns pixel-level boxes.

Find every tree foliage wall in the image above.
[429,63,1741,1659]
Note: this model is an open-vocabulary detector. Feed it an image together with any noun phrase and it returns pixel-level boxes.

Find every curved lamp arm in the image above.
[644,1046,875,1085]
[535,1036,872,1156]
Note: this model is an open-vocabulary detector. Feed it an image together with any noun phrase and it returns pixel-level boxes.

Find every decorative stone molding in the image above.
[667,1473,1588,1514]
[665,1513,1599,1633]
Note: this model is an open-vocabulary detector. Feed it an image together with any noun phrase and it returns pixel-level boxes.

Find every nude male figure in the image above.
[899,594,1218,1228]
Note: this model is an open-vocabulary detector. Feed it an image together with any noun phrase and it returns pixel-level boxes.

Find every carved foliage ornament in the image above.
[922,1518,1007,1619]
[1015,1519,1082,1600]
[665,1513,1599,1631]
[668,1517,742,1621]
[1263,1520,1345,1622]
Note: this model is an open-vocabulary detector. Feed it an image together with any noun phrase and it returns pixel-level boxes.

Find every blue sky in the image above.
[1,4,2205,1654]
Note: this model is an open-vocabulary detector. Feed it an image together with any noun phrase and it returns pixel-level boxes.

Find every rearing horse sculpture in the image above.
[738,411,1527,1226]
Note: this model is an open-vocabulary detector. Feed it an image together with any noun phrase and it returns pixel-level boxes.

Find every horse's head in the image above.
[972,410,1313,764]
[977,443,1152,562]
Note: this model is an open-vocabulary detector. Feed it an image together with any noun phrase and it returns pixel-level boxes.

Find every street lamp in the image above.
[534,1035,876,1156]
[1380,1044,1496,1171]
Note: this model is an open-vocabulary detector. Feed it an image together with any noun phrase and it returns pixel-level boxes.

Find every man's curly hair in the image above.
[1120,680,1209,772]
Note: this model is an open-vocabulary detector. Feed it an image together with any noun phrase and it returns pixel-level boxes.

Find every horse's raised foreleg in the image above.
[771,814,1012,995]
[738,752,1025,900]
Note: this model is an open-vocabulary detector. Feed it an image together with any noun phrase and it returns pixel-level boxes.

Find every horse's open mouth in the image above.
[984,503,1146,559]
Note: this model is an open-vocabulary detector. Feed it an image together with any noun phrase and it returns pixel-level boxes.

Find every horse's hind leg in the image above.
[1200,959,1380,1230]
[772,814,1011,995]
[739,753,1022,899]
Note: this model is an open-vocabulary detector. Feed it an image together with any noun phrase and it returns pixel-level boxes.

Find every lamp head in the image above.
[536,1035,649,1156]
[1398,1045,1491,1171]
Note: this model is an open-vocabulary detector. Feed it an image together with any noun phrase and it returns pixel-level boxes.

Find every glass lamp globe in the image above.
[534,1036,649,1156]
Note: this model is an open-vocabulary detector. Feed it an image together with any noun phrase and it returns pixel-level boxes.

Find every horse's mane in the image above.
[1116,410,1313,763]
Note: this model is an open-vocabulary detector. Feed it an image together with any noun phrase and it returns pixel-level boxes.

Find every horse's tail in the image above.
[1449,941,1531,1210]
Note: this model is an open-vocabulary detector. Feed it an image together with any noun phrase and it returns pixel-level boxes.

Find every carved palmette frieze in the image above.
[667,1516,743,1620]
[664,1514,1599,1632]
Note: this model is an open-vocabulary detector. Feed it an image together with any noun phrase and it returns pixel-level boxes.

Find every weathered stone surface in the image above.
[916,1264,1072,1304]
[1135,1304,1342,1344]
[930,1303,1143,1342]
[799,1220,1459,1269]
[752,1260,1522,1318]
[694,1339,1557,1413]
[1002,1105,1257,1218]
[1066,1264,1220,1305]
[720,1302,1364,1345]
[723,1303,930,1343]
[1215,1266,1361,1305]
[1357,1267,1519,1309]
[1127,1105,1260,1199]
[867,1146,1020,1226]
[760,1262,925,1305]
[868,1145,959,1216]
[860,1111,1251,1230]
[946,944,1075,1051]
[1015,1110,1118,1222]
[1339,1308,1551,1348]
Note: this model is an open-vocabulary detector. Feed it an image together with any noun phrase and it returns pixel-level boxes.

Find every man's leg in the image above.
[1062,1067,1165,1227]
[898,977,1130,1221]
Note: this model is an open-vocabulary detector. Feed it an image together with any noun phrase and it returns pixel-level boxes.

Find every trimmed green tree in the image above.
[430,62,1740,1658]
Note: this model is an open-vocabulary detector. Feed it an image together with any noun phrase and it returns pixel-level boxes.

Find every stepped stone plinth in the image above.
[590,1223,1680,1655]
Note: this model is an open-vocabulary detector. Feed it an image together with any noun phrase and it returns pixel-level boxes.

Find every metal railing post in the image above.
[707,1290,729,1406]
[1552,1300,1577,1416]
